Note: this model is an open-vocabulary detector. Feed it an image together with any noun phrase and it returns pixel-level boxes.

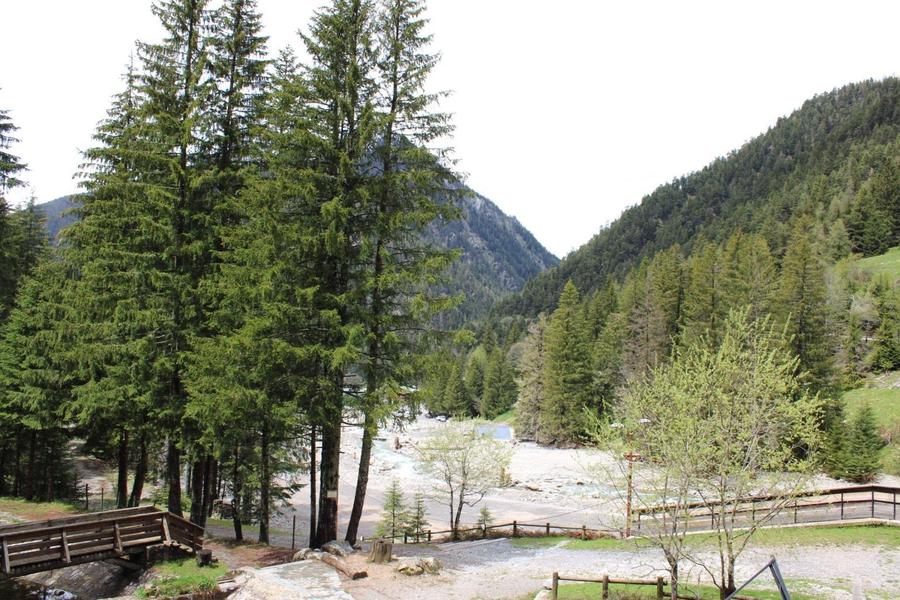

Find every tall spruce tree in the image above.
[345,0,458,544]
[299,0,381,546]
[187,0,269,529]
[65,58,166,511]
[776,215,833,388]
[515,314,547,441]
[136,0,216,516]
[0,98,27,322]
[540,281,595,445]
[680,239,727,350]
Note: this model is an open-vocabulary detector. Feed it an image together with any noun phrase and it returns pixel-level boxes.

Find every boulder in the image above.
[419,557,442,574]
[394,556,441,576]
[293,548,324,561]
[394,558,424,576]
[322,540,354,558]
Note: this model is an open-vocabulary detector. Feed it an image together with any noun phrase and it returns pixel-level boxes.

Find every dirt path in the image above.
[340,538,900,599]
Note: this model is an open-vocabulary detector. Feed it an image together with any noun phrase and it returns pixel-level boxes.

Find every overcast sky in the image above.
[1,1,897,257]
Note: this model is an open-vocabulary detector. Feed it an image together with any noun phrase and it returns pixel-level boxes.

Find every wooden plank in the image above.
[0,506,159,535]
[113,523,123,554]
[2,537,9,574]
[161,515,171,544]
[60,529,70,564]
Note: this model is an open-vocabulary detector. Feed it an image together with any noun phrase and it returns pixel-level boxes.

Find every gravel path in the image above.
[342,537,900,600]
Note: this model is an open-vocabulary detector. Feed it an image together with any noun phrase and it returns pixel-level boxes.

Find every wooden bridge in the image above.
[0,506,204,578]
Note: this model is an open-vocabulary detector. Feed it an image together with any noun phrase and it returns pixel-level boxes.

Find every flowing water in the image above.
[0,579,78,599]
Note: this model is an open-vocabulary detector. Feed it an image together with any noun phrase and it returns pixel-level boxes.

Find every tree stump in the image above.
[196,549,213,567]
[369,539,393,564]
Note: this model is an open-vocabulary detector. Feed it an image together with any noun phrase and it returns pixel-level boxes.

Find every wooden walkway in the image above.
[633,484,900,535]
[0,506,203,578]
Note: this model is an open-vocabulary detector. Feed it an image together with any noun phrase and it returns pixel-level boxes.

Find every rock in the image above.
[293,548,324,561]
[524,483,542,492]
[419,557,442,574]
[394,558,424,576]
[394,556,441,576]
[542,577,554,590]
[322,540,354,558]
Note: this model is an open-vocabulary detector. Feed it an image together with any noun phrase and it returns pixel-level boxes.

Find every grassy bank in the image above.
[857,246,900,280]
[552,580,817,600]
[510,524,900,551]
[0,496,82,523]
[137,558,228,598]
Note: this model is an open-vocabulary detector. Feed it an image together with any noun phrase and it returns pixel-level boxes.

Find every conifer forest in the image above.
[0,1,898,599]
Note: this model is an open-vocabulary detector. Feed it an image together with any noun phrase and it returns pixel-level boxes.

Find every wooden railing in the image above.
[549,572,761,600]
[633,484,900,535]
[0,506,204,577]
[550,573,667,600]
[363,519,616,544]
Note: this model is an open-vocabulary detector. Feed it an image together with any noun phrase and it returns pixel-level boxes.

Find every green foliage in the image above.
[515,314,547,440]
[476,505,493,528]
[480,348,517,419]
[539,281,596,445]
[844,404,883,483]
[407,492,429,540]
[776,214,833,388]
[375,479,408,539]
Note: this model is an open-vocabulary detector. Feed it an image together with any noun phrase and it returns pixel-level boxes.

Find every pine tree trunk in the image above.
[259,422,270,544]
[25,429,36,500]
[128,433,147,507]
[0,440,7,496]
[116,429,129,508]
[204,457,217,520]
[13,426,22,497]
[315,395,342,547]
[345,409,375,545]
[190,456,204,524]
[166,439,183,516]
[232,444,243,541]
[309,424,317,548]
[45,444,53,502]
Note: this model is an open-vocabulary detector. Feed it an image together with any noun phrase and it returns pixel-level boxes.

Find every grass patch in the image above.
[492,407,517,424]
[843,380,900,475]
[857,246,900,281]
[553,581,817,599]
[511,524,900,552]
[206,517,292,537]
[843,386,900,428]
[137,557,228,598]
[0,497,83,523]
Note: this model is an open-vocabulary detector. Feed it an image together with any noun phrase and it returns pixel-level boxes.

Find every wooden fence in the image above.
[551,573,666,599]
[550,572,762,600]
[0,506,204,578]
[633,484,900,535]
[363,520,616,544]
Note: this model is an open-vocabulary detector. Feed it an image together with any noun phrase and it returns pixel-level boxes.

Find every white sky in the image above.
[1,1,897,257]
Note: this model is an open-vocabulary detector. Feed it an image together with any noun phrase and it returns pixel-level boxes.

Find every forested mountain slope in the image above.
[498,78,900,317]
[38,188,558,326]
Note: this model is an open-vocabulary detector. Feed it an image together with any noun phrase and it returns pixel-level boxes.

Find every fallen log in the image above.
[320,553,367,580]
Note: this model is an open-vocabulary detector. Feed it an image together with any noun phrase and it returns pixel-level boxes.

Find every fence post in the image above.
[840,492,844,520]
[871,489,875,519]
[291,515,296,550]
[894,492,897,521]
[546,522,550,536]
[513,520,518,538]
[404,532,408,544]
[581,525,586,540]
[656,576,664,600]
[85,484,90,512]
[482,524,487,539]
[793,499,798,524]
[551,572,559,600]
[427,530,431,542]
[100,486,104,510]
[602,574,609,599]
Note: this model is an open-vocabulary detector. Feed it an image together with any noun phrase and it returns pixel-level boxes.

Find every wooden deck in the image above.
[0,506,204,578]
